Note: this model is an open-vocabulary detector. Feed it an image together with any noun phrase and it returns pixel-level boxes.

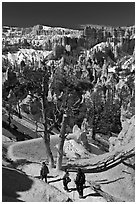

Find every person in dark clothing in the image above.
[63,169,71,192]
[40,162,49,183]
[75,168,86,198]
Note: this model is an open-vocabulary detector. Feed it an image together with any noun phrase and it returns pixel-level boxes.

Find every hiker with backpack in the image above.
[40,162,49,183]
[75,168,86,198]
[63,169,71,192]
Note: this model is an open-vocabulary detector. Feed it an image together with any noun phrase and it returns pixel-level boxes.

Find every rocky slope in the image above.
[2,24,135,53]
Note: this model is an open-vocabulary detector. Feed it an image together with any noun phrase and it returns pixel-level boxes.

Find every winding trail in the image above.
[4,112,134,202]
[7,137,106,202]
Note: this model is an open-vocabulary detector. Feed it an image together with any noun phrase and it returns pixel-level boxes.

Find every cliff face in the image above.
[2,24,135,56]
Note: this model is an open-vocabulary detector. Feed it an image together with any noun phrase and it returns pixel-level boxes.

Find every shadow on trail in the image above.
[99,177,125,185]
[2,166,33,201]
[122,160,135,169]
[95,179,108,182]
[48,178,63,184]
[7,159,40,169]
[34,175,41,179]
[2,120,33,141]
[69,185,90,192]
[34,175,57,180]
[122,170,131,174]
[3,196,25,202]
[83,192,101,199]
[48,175,56,179]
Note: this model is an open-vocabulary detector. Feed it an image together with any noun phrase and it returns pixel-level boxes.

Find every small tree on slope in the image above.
[51,64,93,170]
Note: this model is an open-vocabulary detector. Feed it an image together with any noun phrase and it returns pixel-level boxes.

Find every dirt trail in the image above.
[7,137,134,202]
[3,113,134,202]
[15,162,106,202]
[7,138,106,202]
[48,171,106,202]
[5,133,121,202]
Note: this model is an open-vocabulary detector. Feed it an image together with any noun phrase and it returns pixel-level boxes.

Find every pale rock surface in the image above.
[109,115,135,152]
[63,139,91,159]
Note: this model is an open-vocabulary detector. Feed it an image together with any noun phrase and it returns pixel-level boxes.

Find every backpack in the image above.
[75,172,85,185]
[63,173,71,184]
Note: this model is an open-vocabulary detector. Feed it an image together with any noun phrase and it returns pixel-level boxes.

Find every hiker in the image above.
[40,162,49,183]
[63,169,71,192]
[75,168,86,198]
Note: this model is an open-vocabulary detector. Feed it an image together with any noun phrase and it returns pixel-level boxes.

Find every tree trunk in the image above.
[56,113,68,170]
[8,111,11,126]
[42,104,54,168]
[92,98,96,140]
[43,128,54,168]
[92,126,96,140]
[35,121,38,137]
[41,72,54,168]
[17,101,22,118]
